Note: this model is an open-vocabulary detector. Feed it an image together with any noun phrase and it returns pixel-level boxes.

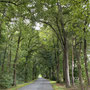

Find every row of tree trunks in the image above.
[37,2,89,89]
[39,3,71,87]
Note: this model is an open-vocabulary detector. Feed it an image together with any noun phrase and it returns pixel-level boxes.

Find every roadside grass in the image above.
[50,81,65,90]
[50,81,80,90]
[6,80,35,90]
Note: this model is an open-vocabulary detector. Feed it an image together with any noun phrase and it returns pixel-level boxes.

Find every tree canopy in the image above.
[0,0,90,90]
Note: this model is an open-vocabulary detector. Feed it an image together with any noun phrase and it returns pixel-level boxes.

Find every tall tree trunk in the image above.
[71,38,74,86]
[56,40,60,83]
[0,26,1,39]
[8,46,12,70]
[63,37,71,87]
[56,54,60,83]
[84,39,90,85]
[25,56,28,82]
[49,67,52,79]
[32,61,36,80]
[1,46,7,72]
[32,65,35,80]
[57,2,71,87]
[77,43,84,90]
[63,55,65,82]
[51,62,56,80]
[8,38,12,69]
[12,32,21,86]
[53,36,59,81]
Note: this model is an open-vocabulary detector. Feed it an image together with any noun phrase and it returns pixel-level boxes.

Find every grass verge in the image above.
[50,81,79,90]
[6,80,35,90]
[50,81,66,90]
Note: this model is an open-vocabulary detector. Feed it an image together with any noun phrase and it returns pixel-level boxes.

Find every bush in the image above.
[0,73,12,89]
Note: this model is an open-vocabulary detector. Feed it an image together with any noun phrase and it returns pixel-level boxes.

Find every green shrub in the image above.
[0,73,12,89]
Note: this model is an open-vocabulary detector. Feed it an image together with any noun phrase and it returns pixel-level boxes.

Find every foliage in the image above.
[0,0,90,89]
[0,73,12,88]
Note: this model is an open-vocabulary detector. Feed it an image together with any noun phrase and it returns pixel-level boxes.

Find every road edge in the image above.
[6,80,36,90]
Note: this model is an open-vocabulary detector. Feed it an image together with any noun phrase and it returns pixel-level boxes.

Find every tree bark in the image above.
[25,56,28,82]
[56,54,60,83]
[8,45,12,70]
[84,39,90,85]
[63,37,71,87]
[56,40,60,83]
[77,43,84,90]
[57,2,71,87]
[49,67,52,79]
[32,65,35,80]
[63,55,65,82]
[0,26,1,39]
[71,38,74,86]
[51,66,56,80]
[12,31,21,86]
[1,46,7,72]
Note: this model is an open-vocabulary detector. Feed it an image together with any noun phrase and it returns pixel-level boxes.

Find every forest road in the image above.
[19,78,53,90]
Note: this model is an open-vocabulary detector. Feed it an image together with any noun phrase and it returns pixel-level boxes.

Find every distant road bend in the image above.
[19,78,53,90]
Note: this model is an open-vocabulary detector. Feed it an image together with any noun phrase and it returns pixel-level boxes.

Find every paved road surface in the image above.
[19,78,53,90]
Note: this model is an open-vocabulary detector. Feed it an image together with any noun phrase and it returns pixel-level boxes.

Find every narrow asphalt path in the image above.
[19,78,53,90]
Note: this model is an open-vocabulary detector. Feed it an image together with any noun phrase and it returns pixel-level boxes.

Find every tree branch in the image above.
[0,0,17,6]
[0,0,25,6]
[39,20,62,44]
[56,16,64,46]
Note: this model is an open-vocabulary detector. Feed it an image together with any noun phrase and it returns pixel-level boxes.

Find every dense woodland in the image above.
[0,0,90,90]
